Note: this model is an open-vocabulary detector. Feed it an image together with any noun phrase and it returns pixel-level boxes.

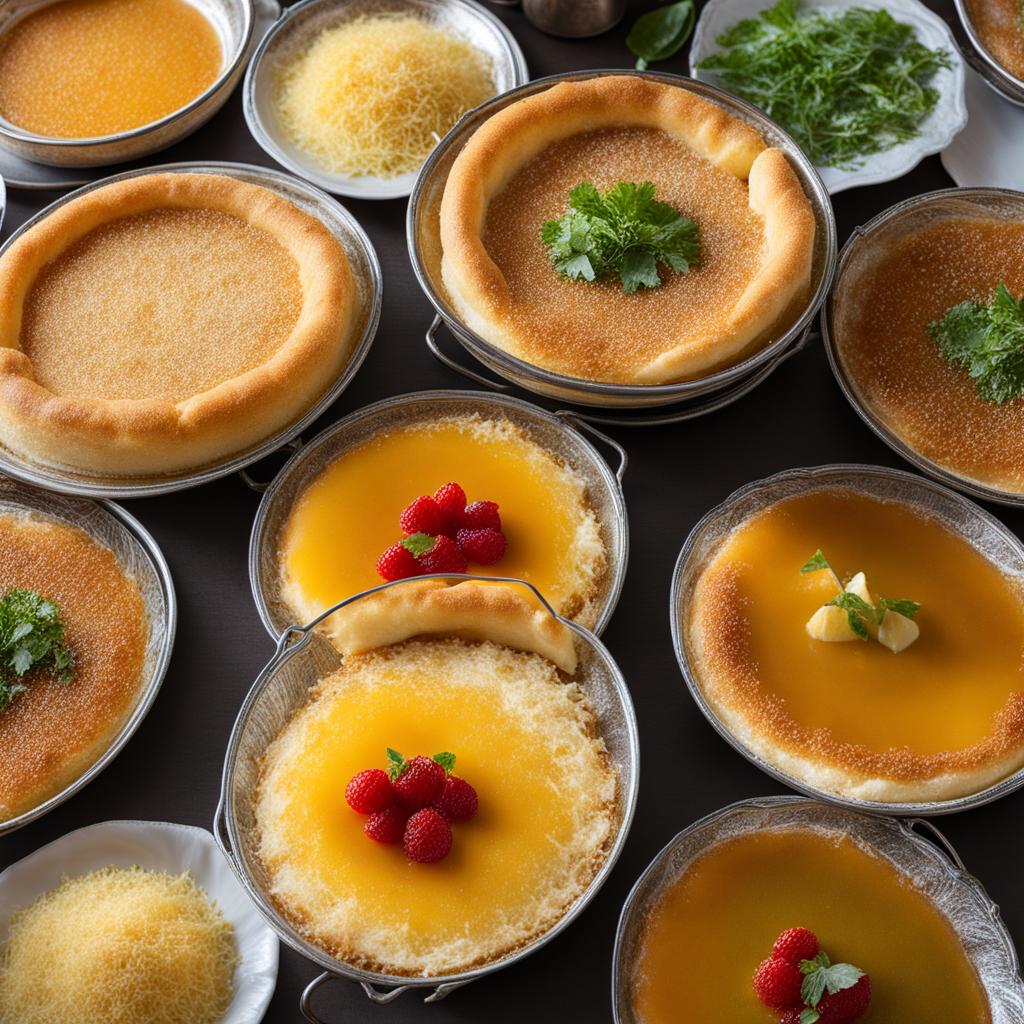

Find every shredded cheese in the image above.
[0,866,237,1024]
[274,14,495,179]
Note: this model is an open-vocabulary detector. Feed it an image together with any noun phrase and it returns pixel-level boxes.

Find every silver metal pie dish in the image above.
[0,476,176,838]
[612,796,1024,1024]
[670,463,1024,817]
[244,0,528,200]
[823,187,1024,508]
[248,389,629,638]
[215,576,639,1010]
[0,0,259,167]
[952,0,1024,107]
[407,69,837,418]
[0,161,382,499]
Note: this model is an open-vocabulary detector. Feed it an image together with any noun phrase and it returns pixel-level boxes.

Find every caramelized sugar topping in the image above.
[965,0,1024,79]
[482,127,764,380]
[21,207,303,403]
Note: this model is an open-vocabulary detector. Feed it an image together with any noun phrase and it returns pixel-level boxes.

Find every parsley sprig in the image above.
[801,549,920,640]
[0,588,74,712]
[928,283,1024,404]
[697,0,952,169]
[541,181,699,293]
[798,952,865,1023]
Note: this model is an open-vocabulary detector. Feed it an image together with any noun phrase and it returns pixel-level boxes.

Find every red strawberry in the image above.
[345,768,394,814]
[814,975,871,1024]
[399,495,448,536]
[433,775,478,822]
[773,927,820,966]
[460,500,501,531]
[391,753,446,809]
[778,1011,803,1024]
[375,543,421,582]
[364,805,407,844]
[403,808,453,863]
[418,534,467,575]
[455,527,507,565]
[433,482,467,520]
[753,957,804,1010]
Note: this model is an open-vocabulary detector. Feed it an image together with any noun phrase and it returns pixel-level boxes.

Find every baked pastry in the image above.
[0,512,148,822]
[685,487,1024,803]
[277,413,607,630]
[0,172,358,477]
[255,581,616,976]
[439,75,815,384]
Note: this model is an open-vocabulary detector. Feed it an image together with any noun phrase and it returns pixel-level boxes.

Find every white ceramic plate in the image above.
[942,67,1024,189]
[690,0,967,193]
[0,820,278,1024]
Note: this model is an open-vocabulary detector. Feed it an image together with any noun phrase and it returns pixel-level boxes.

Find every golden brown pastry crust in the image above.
[0,172,359,476]
[324,578,579,673]
[439,75,815,384]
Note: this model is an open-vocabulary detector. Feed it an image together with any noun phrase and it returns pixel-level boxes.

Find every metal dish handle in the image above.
[906,818,966,872]
[555,410,627,484]
[301,971,468,1017]
[425,314,512,391]
[238,436,304,493]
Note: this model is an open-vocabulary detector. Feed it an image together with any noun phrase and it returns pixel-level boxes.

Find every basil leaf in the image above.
[626,2,695,70]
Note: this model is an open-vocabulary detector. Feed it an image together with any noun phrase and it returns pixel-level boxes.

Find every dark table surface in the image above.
[1,1,1020,1021]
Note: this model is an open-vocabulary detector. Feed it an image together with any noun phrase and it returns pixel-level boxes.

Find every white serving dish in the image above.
[690,0,967,193]
[0,820,279,1024]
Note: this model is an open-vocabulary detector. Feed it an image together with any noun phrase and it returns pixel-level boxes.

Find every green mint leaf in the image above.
[433,751,457,775]
[800,549,832,575]
[401,533,436,557]
[386,747,407,781]
[800,951,831,974]
[929,283,1024,404]
[800,953,863,1009]
[879,597,921,620]
[825,592,872,640]
[800,1010,821,1024]
[626,2,695,69]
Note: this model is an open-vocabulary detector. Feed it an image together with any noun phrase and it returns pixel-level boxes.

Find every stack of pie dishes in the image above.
[956,0,1024,105]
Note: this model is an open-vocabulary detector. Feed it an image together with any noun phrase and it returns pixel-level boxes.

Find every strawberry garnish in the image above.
[344,768,394,814]
[754,957,804,1010]
[364,805,407,844]
[418,534,467,575]
[460,499,501,531]
[375,542,421,582]
[433,775,478,822]
[799,953,869,1024]
[433,482,467,521]
[388,749,451,809]
[773,927,820,966]
[399,495,448,537]
[455,527,507,565]
[403,807,453,863]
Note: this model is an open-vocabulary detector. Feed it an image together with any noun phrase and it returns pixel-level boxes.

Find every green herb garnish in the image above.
[626,1,695,70]
[799,951,865,1023]
[541,181,699,293]
[0,588,74,713]
[927,283,1024,404]
[697,0,952,169]
[386,747,456,781]
[401,532,436,557]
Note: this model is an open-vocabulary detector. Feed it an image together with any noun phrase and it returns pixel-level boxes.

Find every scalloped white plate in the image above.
[690,0,967,193]
[0,821,278,1024]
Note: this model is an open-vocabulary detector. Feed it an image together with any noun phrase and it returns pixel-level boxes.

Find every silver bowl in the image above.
[670,463,1024,817]
[0,476,176,837]
[612,796,1024,1024]
[248,389,629,637]
[0,161,382,499]
[407,69,837,416]
[244,0,528,200]
[0,0,260,167]
[823,187,1024,508]
[215,576,639,1010]
[952,0,1024,108]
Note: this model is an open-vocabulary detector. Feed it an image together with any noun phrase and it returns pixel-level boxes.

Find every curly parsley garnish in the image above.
[697,0,952,169]
[540,181,699,294]
[0,588,74,712]
[927,283,1024,404]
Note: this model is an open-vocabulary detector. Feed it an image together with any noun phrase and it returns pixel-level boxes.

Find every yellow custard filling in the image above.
[633,828,991,1023]
[278,415,606,626]
[255,638,616,975]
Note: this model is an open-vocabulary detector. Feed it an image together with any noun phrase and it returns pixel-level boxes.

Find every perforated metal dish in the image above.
[670,464,1024,816]
[613,796,1024,1024]
[823,187,1024,508]
[248,389,629,637]
[215,576,639,1009]
[407,69,836,413]
[0,161,381,499]
[952,0,1024,107]
[0,476,176,837]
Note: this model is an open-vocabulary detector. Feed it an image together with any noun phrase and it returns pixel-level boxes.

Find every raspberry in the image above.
[418,534,467,575]
[773,928,820,966]
[433,775,478,822]
[399,495,448,536]
[753,957,804,1010]
[460,500,501,531]
[816,975,871,1024]
[392,754,446,809]
[778,1011,803,1024]
[403,808,453,863]
[375,543,421,582]
[433,482,467,518]
[344,768,394,814]
[364,805,407,844]
[456,527,507,565]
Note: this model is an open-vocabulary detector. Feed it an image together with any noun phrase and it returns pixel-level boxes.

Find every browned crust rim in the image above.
[438,75,816,385]
[0,172,358,476]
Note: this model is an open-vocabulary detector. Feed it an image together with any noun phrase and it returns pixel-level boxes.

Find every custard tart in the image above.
[0,172,358,477]
[439,75,815,385]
